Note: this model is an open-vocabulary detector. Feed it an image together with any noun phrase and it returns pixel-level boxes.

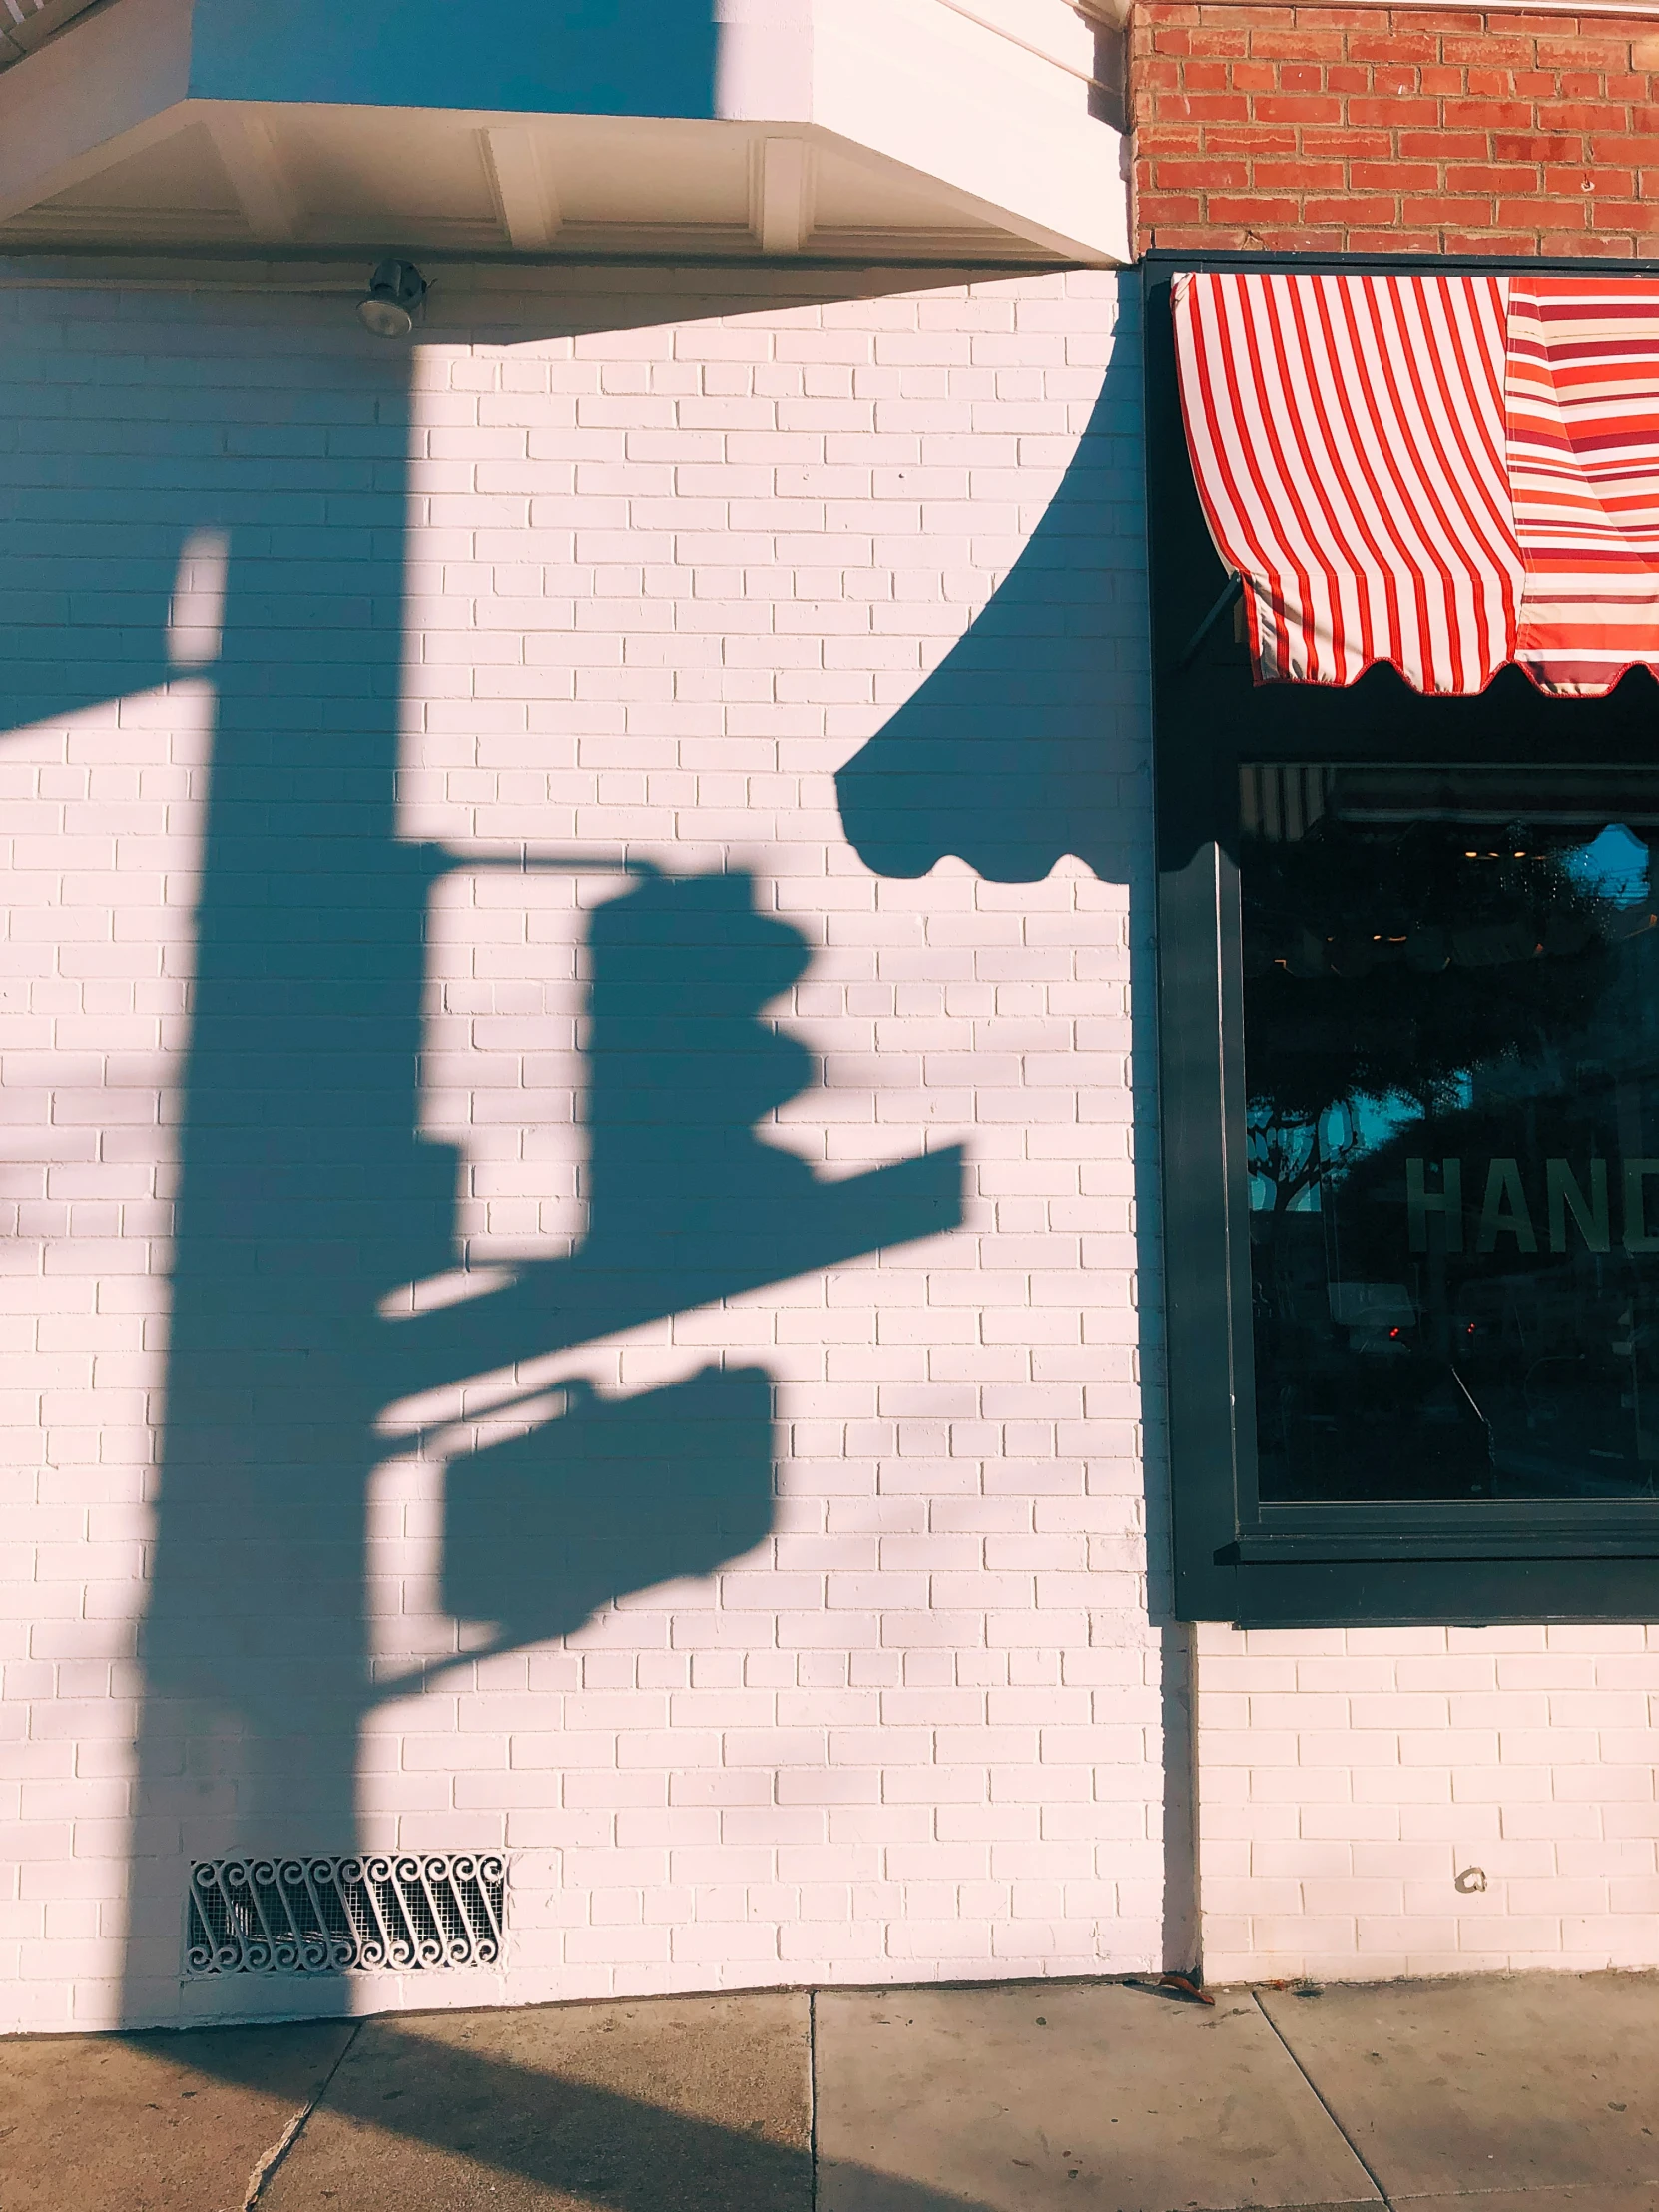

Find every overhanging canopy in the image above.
[1173,272,1659,700]
[0,0,1127,264]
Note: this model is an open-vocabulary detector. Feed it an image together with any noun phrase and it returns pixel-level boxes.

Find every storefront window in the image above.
[1148,251,1659,1621]
[1242,765,1659,1506]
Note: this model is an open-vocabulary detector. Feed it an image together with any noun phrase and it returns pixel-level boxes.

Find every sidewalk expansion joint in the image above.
[241,2020,361,2209]
[1250,1991,1394,2212]
[809,1986,820,2210]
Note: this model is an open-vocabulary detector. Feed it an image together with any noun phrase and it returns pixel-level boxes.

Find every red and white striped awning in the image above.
[1173,273,1659,699]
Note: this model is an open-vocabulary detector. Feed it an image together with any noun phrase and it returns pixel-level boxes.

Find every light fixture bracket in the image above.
[358,257,428,340]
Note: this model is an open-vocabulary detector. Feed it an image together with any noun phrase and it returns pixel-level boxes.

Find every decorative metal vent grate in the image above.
[186,1853,506,1976]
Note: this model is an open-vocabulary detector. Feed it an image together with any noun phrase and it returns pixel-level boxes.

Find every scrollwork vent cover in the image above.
[186,1852,506,1975]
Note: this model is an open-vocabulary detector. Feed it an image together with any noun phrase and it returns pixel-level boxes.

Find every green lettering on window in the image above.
[1547,1159,1610,1254]
[1625,1159,1659,1253]
[1477,1158,1536,1254]
[1406,1157,1462,1253]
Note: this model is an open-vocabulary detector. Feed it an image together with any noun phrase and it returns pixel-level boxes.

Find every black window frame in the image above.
[1145,249,1659,1627]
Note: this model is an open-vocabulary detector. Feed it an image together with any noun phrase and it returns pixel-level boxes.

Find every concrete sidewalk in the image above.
[5,1972,1659,2212]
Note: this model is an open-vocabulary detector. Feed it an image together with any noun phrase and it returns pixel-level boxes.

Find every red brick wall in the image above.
[1131,5,1659,256]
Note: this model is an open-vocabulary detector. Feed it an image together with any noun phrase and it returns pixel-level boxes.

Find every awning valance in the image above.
[1173,273,1659,699]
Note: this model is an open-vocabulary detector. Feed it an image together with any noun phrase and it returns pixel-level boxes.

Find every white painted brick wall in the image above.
[0,263,1165,2031]
[0,675,215,2032]
[1197,1624,1659,1983]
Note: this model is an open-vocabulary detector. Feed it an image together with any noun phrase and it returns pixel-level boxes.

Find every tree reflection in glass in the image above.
[1241,766,1659,1503]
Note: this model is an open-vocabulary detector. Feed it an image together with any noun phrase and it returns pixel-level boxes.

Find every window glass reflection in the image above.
[1241,765,1659,1504]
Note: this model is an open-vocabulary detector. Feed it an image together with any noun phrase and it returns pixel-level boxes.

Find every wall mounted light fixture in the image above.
[358,259,427,340]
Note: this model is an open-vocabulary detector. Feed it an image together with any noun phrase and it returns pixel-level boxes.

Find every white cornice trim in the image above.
[938,0,1118,90]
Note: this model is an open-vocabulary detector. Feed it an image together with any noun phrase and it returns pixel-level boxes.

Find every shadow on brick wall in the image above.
[393,865,962,1674]
[834,274,1195,1972]
[834,292,1146,890]
[0,275,960,2032]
